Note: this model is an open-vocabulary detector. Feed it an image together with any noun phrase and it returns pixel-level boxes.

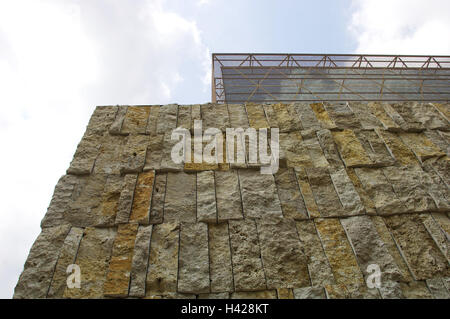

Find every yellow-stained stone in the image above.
[99,175,122,226]
[294,168,320,218]
[121,106,151,134]
[368,102,401,131]
[145,105,160,135]
[129,170,155,224]
[332,130,372,168]
[315,218,365,285]
[277,288,294,299]
[310,103,337,129]
[146,222,180,296]
[324,284,349,299]
[431,212,450,237]
[375,129,419,166]
[279,132,314,168]
[399,132,445,163]
[231,290,277,299]
[400,281,433,299]
[345,168,376,215]
[209,223,234,292]
[104,223,139,297]
[431,103,450,121]
[245,103,269,129]
[272,103,299,132]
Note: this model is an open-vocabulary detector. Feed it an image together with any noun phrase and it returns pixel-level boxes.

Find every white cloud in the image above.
[349,0,450,54]
[0,0,210,298]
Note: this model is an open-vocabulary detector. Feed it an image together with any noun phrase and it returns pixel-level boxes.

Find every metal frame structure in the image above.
[212,53,450,103]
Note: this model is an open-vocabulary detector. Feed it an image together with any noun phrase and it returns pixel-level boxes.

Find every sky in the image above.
[0,0,449,298]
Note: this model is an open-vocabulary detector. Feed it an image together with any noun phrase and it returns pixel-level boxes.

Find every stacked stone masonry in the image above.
[15,102,450,299]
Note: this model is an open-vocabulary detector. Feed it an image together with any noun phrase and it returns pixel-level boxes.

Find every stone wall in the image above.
[14,102,450,299]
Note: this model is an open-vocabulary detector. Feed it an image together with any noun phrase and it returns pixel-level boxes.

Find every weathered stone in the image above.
[145,105,160,136]
[67,135,99,175]
[294,168,320,218]
[115,174,137,224]
[354,168,407,215]
[160,131,184,172]
[426,277,450,299]
[325,283,380,299]
[129,225,152,297]
[384,214,450,280]
[332,129,372,168]
[177,105,191,131]
[383,166,436,213]
[345,168,376,215]
[310,103,337,129]
[390,102,425,132]
[256,218,309,289]
[324,102,361,129]
[104,223,139,297]
[410,102,449,130]
[277,288,294,299]
[14,225,71,298]
[431,213,450,240]
[196,171,217,223]
[424,130,449,157]
[228,103,249,128]
[316,129,344,169]
[279,131,314,168]
[296,220,335,286]
[85,105,117,136]
[375,129,419,166]
[368,102,401,131]
[383,102,422,132]
[293,102,322,130]
[209,222,234,293]
[215,170,243,221]
[146,222,179,297]
[340,215,404,299]
[93,134,128,175]
[355,130,396,167]
[64,227,116,298]
[314,218,365,285]
[245,103,269,128]
[129,170,155,224]
[98,174,123,226]
[110,106,127,135]
[400,281,433,299]
[432,103,450,122]
[231,290,277,299]
[272,103,301,132]
[300,131,329,167]
[420,214,449,262]
[198,292,230,299]
[305,167,344,217]
[399,132,445,163]
[262,104,278,128]
[330,168,365,216]
[164,172,196,222]
[121,106,151,135]
[348,102,383,130]
[229,219,267,291]
[41,174,79,228]
[274,168,308,220]
[156,104,178,135]
[178,222,210,294]
[120,134,148,174]
[238,169,283,218]
[191,104,201,127]
[149,173,166,224]
[143,134,164,171]
[201,103,230,131]
[424,156,450,188]
[47,227,84,298]
[293,287,326,299]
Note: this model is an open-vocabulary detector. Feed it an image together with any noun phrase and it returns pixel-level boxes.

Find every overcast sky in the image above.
[0,0,449,298]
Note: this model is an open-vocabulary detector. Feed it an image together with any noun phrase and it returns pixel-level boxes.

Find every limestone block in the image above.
[98,175,123,226]
[164,172,196,222]
[238,169,283,219]
[104,223,139,297]
[279,131,314,168]
[143,134,164,171]
[324,102,361,130]
[201,103,230,131]
[129,225,152,297]
[300,130,329,167]
[198,293,230,299]
[330,168,365,216]
[390,102,424,132]
[368,102,401,131]
[129,170,155,224]
[121,106,151,135]
[400,281,433,299]
[272,103,301,132]
[426,277,450,299]
[149,173,167,224]
[209,223,234,293]
[85,105,117,136]
[294,168,320,218]
[146,222,180,296]
[156,104,178,135]
[67,135,99,175]
[159,131,184,172]
[145,105,160,136]
[375,129,419,166]
[410,102,449,130]
[309,103,337,130]
[262,104,278,128]
[355,130,396,167]
[293,102,322,131]
[399,132,445,163]
[64,227,116,298]
[93,134,128,175]
[316,129,344,169]
[229,219,267,291]
[293,287,326,299]
[177,105,191,131]
[120,134,148,174]
[14,225,71,299]
[256,218,310,289]
[332,129,372,168]
[178,222,210,294]
[432,102,450,122]
[420,214,449,262]
[231,291,277,299]
[215,170,244,221]
[348,102,383,130]
[115,174,138,224]
[196,171,217,223]
[277,288,294,299]
[345,168,376,215]
[424,130,449,157]
[227,103,249,128]
[274,168,308,220]
[110,106,127,135]
[245,103,269,129]
[383,102,421,132]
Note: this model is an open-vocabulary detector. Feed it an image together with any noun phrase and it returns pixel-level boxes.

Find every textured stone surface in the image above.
[129,170,155,224]
[229,219,267,291]
[129,225,152,297]
[201,103,230,131]
[238,169,282,218]
[274,168,308,220]
[272,103,301,132]
[143,134,164,171]
[231,290,277,299]
[316,129,344,169]
[209,223,234,293]
[145,105,160,135]
[196,171,217,222]
[109,106,127,135]
[93,134,128,175]
[390,102,424,132]
[345,168,376,215]
[64,227,116,298]
[228,103,249,128]
[146,222,179,297]
[177,105,191,131]
[426,277,450,299]
[120,134,148,174]
[330,168,365,216]
[104,223,139,297]
[295,220,335,286]
[332,129,372,168]
[375,129,419,166]
[149,173,166,224]
[67,135,99,175]
[310,103,337,129]
[400,281,433,299]
[383,102,421,132]
[324,103,361,129]
[410,102,449,130]
[294,168,320,218]
[279,131,314,168]
[164,172,196,222]
[115,174,138,224]
[159,131,184,172]
[156,104,178,135]
[432,103,450,121]
[277,288,294,299]
[121,106,150,135]
[14,225,71,298]
[293,287,326,299]
[300,131,329,167]
[245,103,269,128]
[178,222,210,294]
[215,170,243,221]
[85,106,118,136]
[256,218,309,288]
[420,214,449,262]
[98,175,123,226]
[368,102,401,131]
[399,132,445,163]
[355,130,396,167]
[293,102,322,130]
[348,102,383,130]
